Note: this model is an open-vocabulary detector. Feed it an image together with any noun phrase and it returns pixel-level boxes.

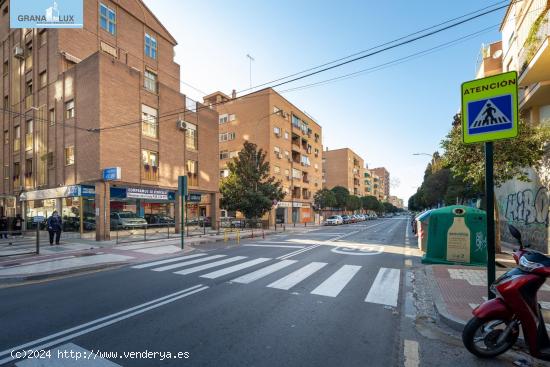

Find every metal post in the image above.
[485,142,496,299]
[35,226,39,254]
[144,225,147,242]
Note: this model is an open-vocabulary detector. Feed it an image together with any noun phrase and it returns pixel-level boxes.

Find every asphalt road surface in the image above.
[2,217,514,367]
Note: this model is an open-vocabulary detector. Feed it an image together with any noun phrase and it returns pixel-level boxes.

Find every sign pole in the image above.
[485,142,496,299]
[178,176,188,250]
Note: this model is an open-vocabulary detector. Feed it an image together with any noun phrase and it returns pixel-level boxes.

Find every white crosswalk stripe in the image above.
[131,253,207,269]
[231,260,297,284]
[174,256,247,275]
[267,262,327,290]
[200,258,271,279]
[152,255,226,272]
[365,268,401,307]
[310,265,361,297]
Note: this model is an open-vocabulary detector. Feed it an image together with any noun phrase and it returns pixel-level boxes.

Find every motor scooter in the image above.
[462,224,550,361]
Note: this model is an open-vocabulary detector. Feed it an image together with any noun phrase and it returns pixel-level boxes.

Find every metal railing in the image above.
[114,223,175,244]
[519,10,550,75]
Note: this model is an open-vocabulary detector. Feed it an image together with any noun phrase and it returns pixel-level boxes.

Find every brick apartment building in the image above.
[204,88,323,225]
[0,0,219,239]
[370,167,390,201]
[322,148,365,196]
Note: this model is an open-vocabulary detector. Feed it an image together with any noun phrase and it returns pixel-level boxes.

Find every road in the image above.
[0,217,516,366]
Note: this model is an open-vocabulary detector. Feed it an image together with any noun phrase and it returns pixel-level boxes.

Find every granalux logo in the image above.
[10,0,83,28]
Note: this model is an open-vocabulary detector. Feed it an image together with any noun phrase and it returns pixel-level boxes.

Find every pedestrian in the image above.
[13,214,23,236]
[0,215,8,239]
[47,211,63,245]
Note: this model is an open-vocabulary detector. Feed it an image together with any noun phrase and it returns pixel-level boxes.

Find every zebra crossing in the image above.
[131,253,401,307]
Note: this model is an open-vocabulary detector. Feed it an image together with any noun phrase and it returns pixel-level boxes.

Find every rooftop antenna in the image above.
[246,54,255,89]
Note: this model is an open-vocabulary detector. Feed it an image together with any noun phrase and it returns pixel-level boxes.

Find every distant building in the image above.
[370,167,390,200]
[322,148,365,196]
[388,195,403,209]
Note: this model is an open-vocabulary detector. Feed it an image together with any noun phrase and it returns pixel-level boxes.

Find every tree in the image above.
[220,142,285,219]
[361,195,380,211]
[346,195,362,212]
[330,186,350,210]
[383,202,397,213]
[314,189,337,210]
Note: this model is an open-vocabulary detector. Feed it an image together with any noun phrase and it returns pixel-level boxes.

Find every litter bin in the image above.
[420,205,487,266]
[416,209,434,253]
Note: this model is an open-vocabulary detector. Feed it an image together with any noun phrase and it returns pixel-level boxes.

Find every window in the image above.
[219,169,229,178]
[3,95,7,110]
[2,60,7,75]
[273,166,281,174]
[284,131,289,140]
[39,30,47,46]
[141,104,158,138]
[142,149,159,180]
[301,155,310,166]
[65,100,75,119]
[274,146,281,158]
[292,168,302,179]
[219,114,228,124]
[220,150,229,160]
[49,108,55,126]
[25,43,32,71]
[145,33,157,59]
[185,122,198,150]
[274,126,281,136]
[219,132,235,142]
[47,152,55,169]
[186,160,198,186]
[65,146,74,166]
[229,114,236,121]
[25,120,33,151]
[14,126,20,152]
[25,80,33,96]
[3,165,8,181]
[99,3,116,35]
[3,130,8,145]
[144,70,157,93]
[39,71,47,88]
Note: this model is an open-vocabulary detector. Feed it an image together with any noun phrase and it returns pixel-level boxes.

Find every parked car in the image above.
[341,215,352,224]
[144,214,175,226]
[324,215,343,226]
[110,211,147,230]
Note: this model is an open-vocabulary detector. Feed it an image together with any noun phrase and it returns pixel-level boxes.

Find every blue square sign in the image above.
[467,94,514,135]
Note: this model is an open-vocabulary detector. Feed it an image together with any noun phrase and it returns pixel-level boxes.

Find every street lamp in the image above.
[412,153,432,157]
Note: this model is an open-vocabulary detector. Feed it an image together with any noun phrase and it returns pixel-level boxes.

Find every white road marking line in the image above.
[200,258,271,279]
[131,253,207,269]
[243,244,305,249]
[15,342,122,366]
[0,285,207,364]
[277,244,322,260]
[267,262,327,290]
[135,245,182,255]
[365,268,401,307]
[152,255,226,272]
[404,339,419,367]
[174,256,247,275]
[231,260,298,284]
[310,265,361,297]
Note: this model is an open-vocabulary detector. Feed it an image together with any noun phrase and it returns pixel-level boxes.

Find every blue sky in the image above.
[144,0,508,204]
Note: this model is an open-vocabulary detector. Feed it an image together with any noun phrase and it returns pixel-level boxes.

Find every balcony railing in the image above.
[142,166,159,181]
[519,10,550,75]
[25,133,33,151]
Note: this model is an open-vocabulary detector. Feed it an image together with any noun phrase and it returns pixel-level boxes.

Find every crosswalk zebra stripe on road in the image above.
[231,260,298,284]
[200,258,271,279]
[365,268,401,307]
[174,256,247,275]
[267,262,327,290]
[131,253,207,269]
[152,255,226,272]
[310,265,361,297]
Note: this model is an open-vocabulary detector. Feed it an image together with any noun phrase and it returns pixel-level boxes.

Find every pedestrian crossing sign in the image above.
[461,71,518,144]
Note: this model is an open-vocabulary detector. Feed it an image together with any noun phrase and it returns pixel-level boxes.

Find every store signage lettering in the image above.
[127,187,169,200]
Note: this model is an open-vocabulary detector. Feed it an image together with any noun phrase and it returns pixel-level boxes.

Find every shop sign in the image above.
[81,185,96,197]
[102,167,121,181]
[20,185,81,201]
[187,193,202,202]
[127,187,169,200]
[277,201,306,208]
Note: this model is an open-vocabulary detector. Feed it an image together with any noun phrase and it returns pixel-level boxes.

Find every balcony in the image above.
[519,10,550,86]
[142,165,159,181]
[25,133,33,151]
[519,80,550,112]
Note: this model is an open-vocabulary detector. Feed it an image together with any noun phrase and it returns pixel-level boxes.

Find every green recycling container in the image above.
[420,205,487,266]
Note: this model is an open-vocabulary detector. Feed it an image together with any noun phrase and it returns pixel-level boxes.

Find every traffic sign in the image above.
[461,71,518,144]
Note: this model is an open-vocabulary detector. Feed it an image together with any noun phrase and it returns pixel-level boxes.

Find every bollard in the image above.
[262,228,265,239]
[236,229,240,244]
[251,227,254,239]
[35,226,40,254]
[224,229,228,243]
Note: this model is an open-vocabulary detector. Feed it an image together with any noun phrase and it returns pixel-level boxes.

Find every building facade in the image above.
[204,88,323,225]
[388,195,404,209]
[370,167,390,201]
[322,148,365,196]
[0,0,219,239]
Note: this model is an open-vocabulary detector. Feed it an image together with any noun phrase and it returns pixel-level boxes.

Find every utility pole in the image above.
[246,54,255,88]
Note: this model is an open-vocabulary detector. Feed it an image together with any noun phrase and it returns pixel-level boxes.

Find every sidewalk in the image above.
[0,224,321,284]
[425,250,550,332]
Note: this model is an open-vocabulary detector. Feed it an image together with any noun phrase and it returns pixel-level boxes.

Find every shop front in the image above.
[274,202,314,224]
[109,186,176,227]
[19,185,96,235]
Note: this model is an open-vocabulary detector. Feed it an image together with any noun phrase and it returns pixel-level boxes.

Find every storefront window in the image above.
[83,198,95,232]
[26,199,56,230]
[62,197,80,232]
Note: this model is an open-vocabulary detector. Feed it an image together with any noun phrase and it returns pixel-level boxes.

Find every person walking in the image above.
[47,211,62,245]
[13,214,23,236]
[0,215,8,239]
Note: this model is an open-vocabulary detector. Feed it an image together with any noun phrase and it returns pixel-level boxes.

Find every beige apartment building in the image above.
[204,88,323,225]
[371,167,390,200]
[388,195,404,209]
[322,148,364,196]
[0,0,219,239]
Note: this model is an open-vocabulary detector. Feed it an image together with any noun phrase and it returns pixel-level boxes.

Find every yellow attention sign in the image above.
[461,71,518,144]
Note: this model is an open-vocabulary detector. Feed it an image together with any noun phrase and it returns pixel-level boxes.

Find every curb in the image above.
[424,266,467,332]
[0,261,131,286]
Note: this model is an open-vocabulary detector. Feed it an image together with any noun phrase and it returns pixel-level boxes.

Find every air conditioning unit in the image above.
[176,120,187,130]
[13,46,24,59]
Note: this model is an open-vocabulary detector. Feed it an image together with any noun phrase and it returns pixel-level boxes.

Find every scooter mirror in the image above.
[508,224,522,245]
